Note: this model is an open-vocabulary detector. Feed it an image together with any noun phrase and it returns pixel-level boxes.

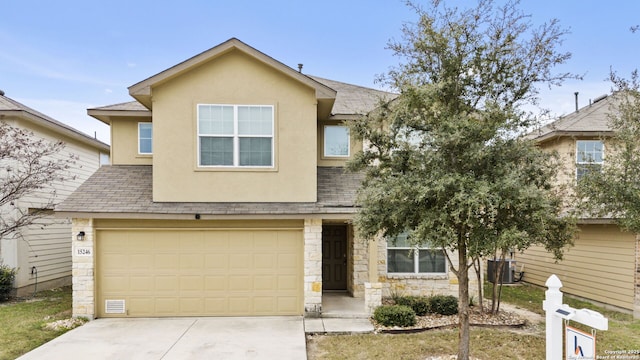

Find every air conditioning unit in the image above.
[487,259,516,284]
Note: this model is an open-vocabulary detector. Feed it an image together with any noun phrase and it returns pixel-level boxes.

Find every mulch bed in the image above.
[373,305,527,333]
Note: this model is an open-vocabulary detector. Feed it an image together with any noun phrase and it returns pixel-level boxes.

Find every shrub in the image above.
[0,263,16,301]
[429,295,458,316]
[395,296,430,316]
[373,305,416,327]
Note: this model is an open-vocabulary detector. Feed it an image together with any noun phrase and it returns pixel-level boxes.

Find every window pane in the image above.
[200,137,233,165]
[239,138,272,166]
[387,249,415,273]
[324,126,350,156]
[199,105,233,135]
[139,123,152,154]
[418,249,446,273]
[238,106,272,136]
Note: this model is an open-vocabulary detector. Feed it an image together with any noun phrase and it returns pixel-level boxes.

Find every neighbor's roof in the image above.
[0,93,109,151]
[527,94,614,142]
[56,166,363,219]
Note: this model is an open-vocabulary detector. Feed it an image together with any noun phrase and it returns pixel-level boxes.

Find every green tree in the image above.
[576,70,640,232]
[347,1,576,358]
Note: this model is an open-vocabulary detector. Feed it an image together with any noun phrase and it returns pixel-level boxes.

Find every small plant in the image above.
[429,295,458,316]
[0,263,17,301]
[373,305,416,327]
[395,296,430,316]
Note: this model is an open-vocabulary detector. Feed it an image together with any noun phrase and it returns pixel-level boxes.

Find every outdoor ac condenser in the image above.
[487,259,516,284]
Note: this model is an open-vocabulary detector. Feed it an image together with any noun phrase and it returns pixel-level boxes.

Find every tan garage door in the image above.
[96,229,303,317]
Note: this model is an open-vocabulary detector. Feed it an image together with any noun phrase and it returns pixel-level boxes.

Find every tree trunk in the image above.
[473,256,483,313]
[457,237,470,360]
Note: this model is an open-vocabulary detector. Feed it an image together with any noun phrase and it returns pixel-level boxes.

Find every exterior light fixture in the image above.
[77,231,86,241]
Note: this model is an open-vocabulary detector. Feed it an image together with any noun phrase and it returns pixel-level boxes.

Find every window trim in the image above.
[323,125,350,158]
[386,234,447,275]
[575,140,604,181]
[197,104,275,168]
[138,122,152,155]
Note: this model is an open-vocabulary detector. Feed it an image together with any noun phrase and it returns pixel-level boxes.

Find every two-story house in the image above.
[517,94,640,319]
[57,38,475,319]
[0,92,109,297]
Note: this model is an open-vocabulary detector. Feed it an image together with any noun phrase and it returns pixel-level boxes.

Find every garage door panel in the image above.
[97,229,302,317]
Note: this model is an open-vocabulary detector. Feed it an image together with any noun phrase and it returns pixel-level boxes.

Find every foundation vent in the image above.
[105,300,126,314]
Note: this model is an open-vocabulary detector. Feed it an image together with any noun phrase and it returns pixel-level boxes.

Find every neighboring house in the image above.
[517,94,640,318]
[56,38,478,319]
[0,92,110,297]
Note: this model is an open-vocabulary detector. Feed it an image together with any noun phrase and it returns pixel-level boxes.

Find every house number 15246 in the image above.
[76,247,92,256]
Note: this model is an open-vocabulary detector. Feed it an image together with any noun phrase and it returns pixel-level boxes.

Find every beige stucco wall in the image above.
[109,117,152,165]
[517,224,636,313]
[149,49,318,202]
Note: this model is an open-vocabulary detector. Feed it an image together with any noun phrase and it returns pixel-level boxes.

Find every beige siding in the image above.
[517,224,635,311]
[4,118,105,293]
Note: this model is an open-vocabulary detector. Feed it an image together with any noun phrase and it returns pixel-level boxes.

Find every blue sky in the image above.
[1,1,638,144]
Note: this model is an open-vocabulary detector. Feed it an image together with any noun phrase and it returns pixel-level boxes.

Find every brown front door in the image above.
[322,225,347,290]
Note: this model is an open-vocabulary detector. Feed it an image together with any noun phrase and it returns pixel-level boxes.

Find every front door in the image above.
[322,225,347,290]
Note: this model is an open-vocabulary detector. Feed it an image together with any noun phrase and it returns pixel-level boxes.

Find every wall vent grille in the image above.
[105,300,126,314]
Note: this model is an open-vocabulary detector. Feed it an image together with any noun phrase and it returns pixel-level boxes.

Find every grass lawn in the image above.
[0,287,75,360]
[307,283,640,359]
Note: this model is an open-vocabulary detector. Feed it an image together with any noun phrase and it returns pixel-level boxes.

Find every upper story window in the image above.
[387,232,446,274]
[138,123,152,155]
[324,125,350,157]
[198,104,274,167]
[576,140,603,181]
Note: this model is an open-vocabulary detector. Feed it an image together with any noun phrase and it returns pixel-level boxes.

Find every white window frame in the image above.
[197,104,274,168]
[138,122,152,155]
[386,233,447,274]
[576,140,604,181]
[323,125,350,158]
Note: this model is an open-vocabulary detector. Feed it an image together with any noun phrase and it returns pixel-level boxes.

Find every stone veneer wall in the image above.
[376,236,479,298]
[71,218,95,319]
[350,228,369,297]
[304,218,322,316]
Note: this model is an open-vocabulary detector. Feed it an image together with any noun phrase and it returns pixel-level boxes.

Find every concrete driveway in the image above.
[18,317,307,360]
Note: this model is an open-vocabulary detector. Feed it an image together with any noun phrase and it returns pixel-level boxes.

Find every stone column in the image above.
[71,218,95,319]
[304,218,322,317]
[364,282,382,315]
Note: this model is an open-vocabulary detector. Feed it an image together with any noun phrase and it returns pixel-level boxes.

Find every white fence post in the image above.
[543,274,563,360]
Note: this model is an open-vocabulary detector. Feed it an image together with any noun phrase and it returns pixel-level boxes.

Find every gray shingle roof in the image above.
[89,77,396,118]
[0,94,109,150]
[56,166,363,217]
[309,76,397,116]
[527,94,614,141]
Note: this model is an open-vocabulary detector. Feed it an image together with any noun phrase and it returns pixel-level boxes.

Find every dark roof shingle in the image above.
[56,165,363,217]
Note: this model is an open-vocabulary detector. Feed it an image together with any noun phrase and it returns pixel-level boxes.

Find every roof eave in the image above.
[0,109,110,152]
[87,109,153,125]
[534,131,615,144]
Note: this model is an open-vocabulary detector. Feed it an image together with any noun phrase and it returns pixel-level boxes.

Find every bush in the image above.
[0,263,16,301]
[429,295,458,316]
[373,305,416,327]
[395,296,430,316]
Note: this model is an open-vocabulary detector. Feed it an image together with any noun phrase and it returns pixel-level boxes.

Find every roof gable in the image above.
[128,38,336,109]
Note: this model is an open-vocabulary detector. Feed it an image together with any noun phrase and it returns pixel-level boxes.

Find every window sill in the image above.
[386,273,448,280]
